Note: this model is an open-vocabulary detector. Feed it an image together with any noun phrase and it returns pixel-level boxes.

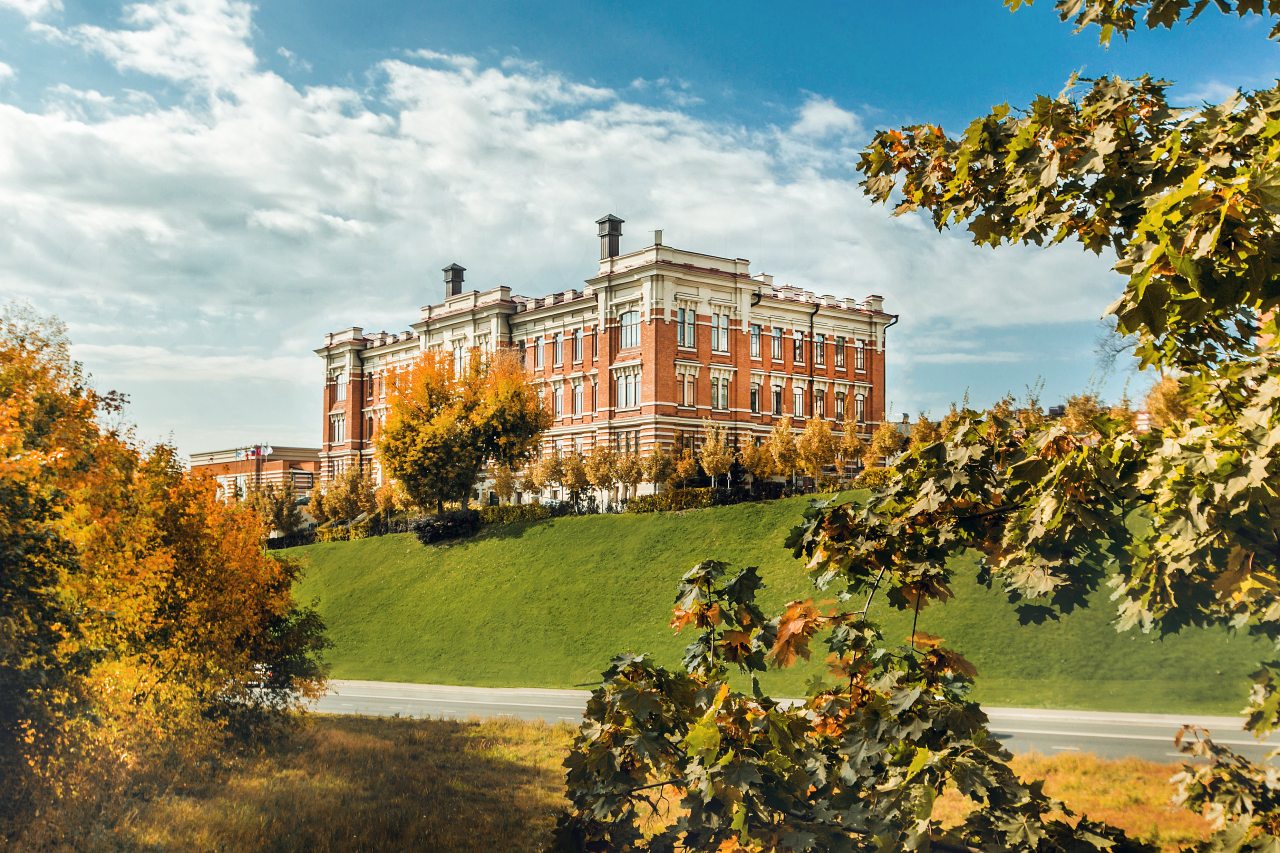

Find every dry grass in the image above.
[116,715,572,852]
[105,716,1209,852]
[934,752,1212,851]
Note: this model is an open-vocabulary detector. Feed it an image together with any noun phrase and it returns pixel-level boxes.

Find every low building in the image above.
[189,444,321,501]
[316,215,895,493]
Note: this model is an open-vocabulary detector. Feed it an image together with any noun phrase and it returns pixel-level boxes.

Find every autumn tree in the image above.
[0,308,328,843]
[558,2,1280,848]
[765,416,799,486]
[643,445,675,493]
[247,481,306,536]
[697,421,735,490]
[317,463,377,522]
[673,449,700,488]
[532,450,565,495]
[1144,374,1194,429]
[907,412,942,451]
[561,452,590,509]
[614,452,645,502]
[863,419,903,468]
[492,464,517,504]
[838,420,865,480]
[379,348,549,512]
[584,444,617,503]
[738,440,774,488]
[1059,393,1104,434]
[795,417,838,482]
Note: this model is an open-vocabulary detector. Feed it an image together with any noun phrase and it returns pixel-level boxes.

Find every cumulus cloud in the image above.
[0,0,1125,449]
[0,61,13,83]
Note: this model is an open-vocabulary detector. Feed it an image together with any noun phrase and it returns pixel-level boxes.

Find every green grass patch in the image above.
[290,496,1265,714]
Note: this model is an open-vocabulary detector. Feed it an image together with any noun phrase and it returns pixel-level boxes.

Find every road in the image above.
[313,679,1277,763]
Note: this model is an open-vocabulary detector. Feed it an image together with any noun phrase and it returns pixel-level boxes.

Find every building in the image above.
[316,215,895,491]
[189,444,321,501]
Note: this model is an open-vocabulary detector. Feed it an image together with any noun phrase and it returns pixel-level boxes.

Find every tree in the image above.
[738,440,775,488]
[247,481,306,536]
[907,413,942,451]
[533,451,565,495]
[561,452,590,509]
[673,449,699,488]
[839,419,865,479]
[795,417,838,482]
[317,463,377,522]
[864,419,903,468]
[1059,393,1104,434]
[1144,374,1194,429]
[560,2,1280,848]
[765,417,799,486]
[0,307,328,842]
[379,348,549,512]
[614,453,645,502]
[584,444,617,503]
[697,421,735,490]
[309,485,331,524]
[492,464,517,504]
[643,445,675,493]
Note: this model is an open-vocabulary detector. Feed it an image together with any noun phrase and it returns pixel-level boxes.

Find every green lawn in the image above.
[289,496,1265,714]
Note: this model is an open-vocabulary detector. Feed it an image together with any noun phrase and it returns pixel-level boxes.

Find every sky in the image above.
[1,0,1276,455]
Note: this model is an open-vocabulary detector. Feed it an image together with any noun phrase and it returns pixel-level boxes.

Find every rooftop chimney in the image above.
[597,214,624,260]
[443,263,466,297]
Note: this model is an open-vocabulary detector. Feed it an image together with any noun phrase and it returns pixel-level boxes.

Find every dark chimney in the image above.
[443,263,466,297]
[597,214,624,260]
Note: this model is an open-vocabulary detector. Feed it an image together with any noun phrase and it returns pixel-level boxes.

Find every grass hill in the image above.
[288,495,1265,714]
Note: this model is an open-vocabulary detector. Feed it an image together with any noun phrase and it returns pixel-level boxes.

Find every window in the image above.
[793,387,804,417]
[365,376,373,401]
[330,414,345,444]
[749,324,761,358]
[554,385,563,418]
[711,312,730,353]
[855,340,866,371]
[835,336,846,369]
[711,378,729,411]
[620,310,640,349]
[453,340,466,369]
[365,414,375,439]
[592,381,598,412]
[793,331,804,363]
[335,373,346,402]
[680,375,695,407]
[535,337,544,369]
[573,329,583,362]
[855,393,866,423]
[815,390,826,419]
[750,383,760,413]
[772,327,783,359]
[772,386,783,415]
[617,370,641,409]
[677,307,696,348]
[815,333,826,366]
[835,392,846,421]
[553,333,563,366]
[572,382,583,416]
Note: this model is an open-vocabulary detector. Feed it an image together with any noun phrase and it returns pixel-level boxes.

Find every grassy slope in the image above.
[291,496,1264,713]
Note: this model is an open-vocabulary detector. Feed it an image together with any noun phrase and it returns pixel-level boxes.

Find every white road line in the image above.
[1051,745,1080,751]
[326,693,585,711]
[995,726,1263,748]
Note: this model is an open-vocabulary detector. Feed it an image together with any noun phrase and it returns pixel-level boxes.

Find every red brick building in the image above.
[189,445,320,501]
[316,216,894,492]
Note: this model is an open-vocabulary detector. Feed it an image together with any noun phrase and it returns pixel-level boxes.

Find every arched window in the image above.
[855,393,866,423]
[619,310,640,349]
[573,328,583,362]
[855,340,866,371]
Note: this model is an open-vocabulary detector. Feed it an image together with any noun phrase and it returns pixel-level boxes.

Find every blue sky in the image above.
[0,0,1274,453]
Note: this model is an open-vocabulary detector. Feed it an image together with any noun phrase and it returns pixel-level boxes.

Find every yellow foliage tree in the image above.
[379,348,549,512]
[698,421,735,489]
[796,418,838,480]
[767,417,799,486]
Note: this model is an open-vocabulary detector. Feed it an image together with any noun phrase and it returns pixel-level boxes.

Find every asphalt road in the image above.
[314,679,1276,763]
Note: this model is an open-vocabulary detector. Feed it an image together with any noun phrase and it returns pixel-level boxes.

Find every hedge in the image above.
[626,487,716,514]
[479,504,553,525]
[412,510,481,545]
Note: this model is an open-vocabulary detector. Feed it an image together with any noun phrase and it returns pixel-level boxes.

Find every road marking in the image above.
[325,692,586,712]
[1051,745,1080,751]
[994,726,1264,748]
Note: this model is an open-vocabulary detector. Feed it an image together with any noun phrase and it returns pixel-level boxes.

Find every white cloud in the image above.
[0,0,60,19]
[0,61,13,82]
[0,0,1127,450]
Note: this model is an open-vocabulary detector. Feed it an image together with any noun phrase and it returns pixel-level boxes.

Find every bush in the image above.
[626,487,717,514]
[315,523,350,543]
[853,466,894,490]
[349,515,376,540]
[412,510,481,545]
[479,504,552,525]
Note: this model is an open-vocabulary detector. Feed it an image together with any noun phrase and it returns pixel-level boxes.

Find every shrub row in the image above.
[412,510,481,545]
[478,504,553,525]
[626,487,717,514]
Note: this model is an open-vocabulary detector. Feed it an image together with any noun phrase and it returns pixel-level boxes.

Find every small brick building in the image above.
[316,216,894,493]
[189,445,321,501]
